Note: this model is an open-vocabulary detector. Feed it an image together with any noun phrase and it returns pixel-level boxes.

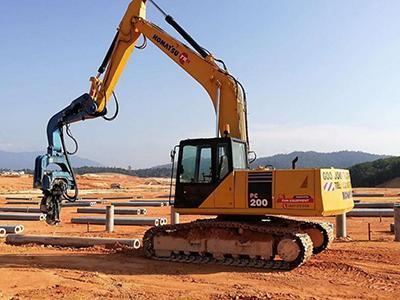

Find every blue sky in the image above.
[0,1,399,168]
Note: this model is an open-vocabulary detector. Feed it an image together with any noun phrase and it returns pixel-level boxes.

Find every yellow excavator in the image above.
[34,0,354,270]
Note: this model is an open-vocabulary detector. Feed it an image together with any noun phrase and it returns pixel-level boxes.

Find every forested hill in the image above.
[252,151,389,169]
[1,150,391,180]
[349,156,400,187]
[73,151,389,179]
[0,150,101,170]
[72,166,172,178]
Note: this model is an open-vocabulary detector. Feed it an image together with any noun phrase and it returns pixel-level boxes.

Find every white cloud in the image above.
[0,139,16,151]
[249,123,397,156]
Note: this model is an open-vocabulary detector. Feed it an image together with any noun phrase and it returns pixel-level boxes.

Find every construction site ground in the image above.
[0,174,399,299]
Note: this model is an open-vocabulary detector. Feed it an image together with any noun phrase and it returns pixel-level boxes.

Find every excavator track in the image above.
[267,216,334,254]
[143,218,315,270]
[307,221,334,254]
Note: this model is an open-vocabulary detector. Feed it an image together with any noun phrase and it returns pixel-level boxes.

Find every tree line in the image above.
[349,156,400,187]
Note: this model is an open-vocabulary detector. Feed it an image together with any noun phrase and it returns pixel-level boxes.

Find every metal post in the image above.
[106,205,114,233]
[335,213,347,238]
[215,82,221,137]
[368,223,371,241]
[394,203,400,242]
[171,207,180,225]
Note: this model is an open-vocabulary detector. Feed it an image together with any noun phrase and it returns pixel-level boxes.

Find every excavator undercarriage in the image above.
[144,216,333,270]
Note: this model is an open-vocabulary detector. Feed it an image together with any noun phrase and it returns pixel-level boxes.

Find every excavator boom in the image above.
[91,0,248,142]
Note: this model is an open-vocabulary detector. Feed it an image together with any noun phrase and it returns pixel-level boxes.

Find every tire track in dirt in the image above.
[305,260,397,292]
[212,291,303,300]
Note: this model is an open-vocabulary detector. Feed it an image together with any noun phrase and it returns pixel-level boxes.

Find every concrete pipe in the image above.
[71,216,161,226]
[0,213,46,221]
[103,196,135,200]
[61,202,96,207]
[156,194,175,199]
[347,208,394,217]
[0,207,41,213]
[352,193,384,197]
[354,202,394,209]
[0,228,6,237]
[73,200,103,204]
[6,201,40,205]
[140,200,168,207]
[133,239,141,248]
[17,225,25,233]
[6,234,141,249]
[76,208,143,215]
[130,199,170,204]
[111,202,165,207]
[0,225,25,234]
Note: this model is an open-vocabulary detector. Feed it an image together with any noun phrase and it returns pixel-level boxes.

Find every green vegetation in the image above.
[5,166,173,178]
[349,156,400,187]
[73,166,172,178]
[252,151,389,169]
[4,151,397,185]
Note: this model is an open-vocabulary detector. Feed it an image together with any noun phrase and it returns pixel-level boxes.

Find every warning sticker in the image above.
[276,194,314,209]
[323,181,335,192]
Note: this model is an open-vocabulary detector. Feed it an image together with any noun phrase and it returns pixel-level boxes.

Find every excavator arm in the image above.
[34,0,248,224]
[91,0,248,139]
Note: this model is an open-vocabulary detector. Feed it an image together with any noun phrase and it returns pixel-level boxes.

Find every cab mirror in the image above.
[248,151,257,164]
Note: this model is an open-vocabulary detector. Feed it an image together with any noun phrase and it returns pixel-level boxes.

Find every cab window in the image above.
[198,147,212,183]
[217,144,229,180]
[232,141,247,169]
[179,145,212,183]
[180,145,197,183]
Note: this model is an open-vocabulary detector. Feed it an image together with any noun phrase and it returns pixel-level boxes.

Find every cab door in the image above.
[175,143,216,208]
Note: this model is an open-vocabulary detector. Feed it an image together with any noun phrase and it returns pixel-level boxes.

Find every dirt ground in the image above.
[0,174,399,299]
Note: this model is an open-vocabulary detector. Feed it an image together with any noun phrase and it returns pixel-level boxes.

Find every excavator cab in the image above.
[174,137,248,209]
